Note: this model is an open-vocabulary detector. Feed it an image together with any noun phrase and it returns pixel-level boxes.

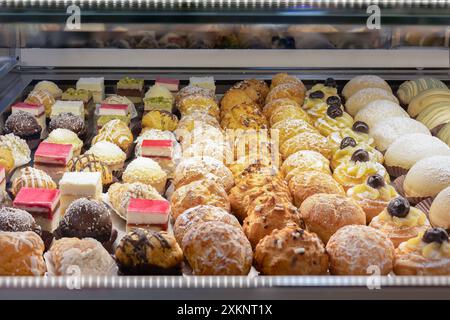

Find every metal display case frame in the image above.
[0,1,450,299]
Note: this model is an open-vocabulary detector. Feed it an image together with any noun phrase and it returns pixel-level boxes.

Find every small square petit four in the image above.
[51,100,84,119]
[76,77,105,103]
[143,85,174,112]
[59,171,102,213]
[98,103,129,117]
[117,77,144,103]
[12,102,47,138]
[0,166,5,192]
[141,140,173,158]
[189,76,215,93]
[13,187,61,232]
[34,142,73,183]
[126,198,170,232]
[155,77,179,92]
[61,88,92,106]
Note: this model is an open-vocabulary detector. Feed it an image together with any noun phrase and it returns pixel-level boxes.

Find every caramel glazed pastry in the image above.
[394,228,450,275]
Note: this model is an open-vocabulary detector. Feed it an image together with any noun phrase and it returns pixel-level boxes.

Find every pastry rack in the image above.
[1,0,450,299]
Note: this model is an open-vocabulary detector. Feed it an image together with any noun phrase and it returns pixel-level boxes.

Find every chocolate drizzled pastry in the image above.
[0,207,41,236]
[115,229,184,275]
[54,198,113,244]
[49,112,86,137]
[4,111,41,138]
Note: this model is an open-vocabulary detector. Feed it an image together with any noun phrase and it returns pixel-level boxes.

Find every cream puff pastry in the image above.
[333,150,389,190]
[331,143,384,170]
[347,174,398,223]
[394,228,450,275]
[326,225,395,275]
[369,197,430,247]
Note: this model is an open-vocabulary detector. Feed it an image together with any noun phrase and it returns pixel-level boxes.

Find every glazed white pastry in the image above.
[429,186,450,229]
[404,156,450,198]
[385,134,450,170]
[342,75,392,100]
[345,88,399,116]
[354,100,409,130]
[371,117,430,152]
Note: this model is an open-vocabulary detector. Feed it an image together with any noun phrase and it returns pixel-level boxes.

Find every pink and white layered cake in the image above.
[126,198,170,232]
[12,102,47,137]
[141,140,173,159]
[13,187,61,232]
[98,103,129,117]
[34,142,73,183]
[0,166,5,192]
[155,77,179,92]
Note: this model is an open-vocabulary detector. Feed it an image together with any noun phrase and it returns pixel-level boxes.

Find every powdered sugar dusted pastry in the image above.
[342,75,392,100]
[0,134,31,167]
[254,225,329,275]
[345,87,399,116]
[271,118,317,145]
[12,166,57,196]
[280,131,332,160]
[300,193,366,243]
[262,98,300,119]
[0,231,46,276]
[371,117,430,152]
[182,139,233,163]
[174,111,220,140]
[270,73,305,91]
[354,100,409,130]
[45,237,117,276]
[385,134,450,174]
[394,228,450,275]
[403,156,450,198]
[182,220,252,275]
[173,205,241,245]
[173,156,234,191]
[34,80,62,99]
[86,141,126,172]
[122,157,167,194]
[243,194,302,248]
[326,225,395,275]
[370,197,430,247]
[281,150,331,178]
[289,170,345,207]
[170,179,230,221]
[429,186,450,229]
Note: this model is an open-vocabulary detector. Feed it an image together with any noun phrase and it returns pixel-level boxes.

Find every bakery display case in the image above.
[0,1,450,300]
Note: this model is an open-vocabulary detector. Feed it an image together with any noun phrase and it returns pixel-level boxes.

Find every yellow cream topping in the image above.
[333,161,390,186]
[348,183,398,201]
[378,207,427,227]
[314,112,354,136]
[332,145,384,169]
[405,232,450,259]
[327,128,375,152]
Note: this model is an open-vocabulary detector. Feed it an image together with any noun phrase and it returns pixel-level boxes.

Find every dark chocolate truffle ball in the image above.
[49,112,86,137]
[0,207,41,235]
[4,111,41,138]
[55,198,112,244]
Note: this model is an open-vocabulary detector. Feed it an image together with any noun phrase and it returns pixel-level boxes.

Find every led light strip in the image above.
[1,0,450,9]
